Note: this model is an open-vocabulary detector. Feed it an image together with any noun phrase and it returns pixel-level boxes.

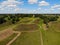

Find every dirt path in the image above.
[39,26,44,45]
[40,30,43,45]
[6,31,21,45]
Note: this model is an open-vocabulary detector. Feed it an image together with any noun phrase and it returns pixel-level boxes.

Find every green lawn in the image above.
[20,17,35,23]
[0,33,17,45]
[11,31,41,45]
[42,29,60,45]
[41,21,60,45]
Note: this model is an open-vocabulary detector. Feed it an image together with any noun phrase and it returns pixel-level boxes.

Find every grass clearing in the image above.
[11,30,41,45]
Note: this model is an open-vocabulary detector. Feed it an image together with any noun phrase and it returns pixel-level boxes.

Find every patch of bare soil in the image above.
[0,28,13,41]
[14,24,39,32]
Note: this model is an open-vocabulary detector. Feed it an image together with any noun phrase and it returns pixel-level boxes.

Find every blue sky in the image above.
[0,0,60,14]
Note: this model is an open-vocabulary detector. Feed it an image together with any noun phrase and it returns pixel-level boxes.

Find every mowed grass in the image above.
[11,30,41,45]
[42,21,60,45]
[20,17,34,23]
[0,33,17,45]
[42,30,60,45]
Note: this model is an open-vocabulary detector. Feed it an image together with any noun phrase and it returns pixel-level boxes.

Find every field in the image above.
[0,15,60,45]
[42,30,60,45]
[11,31,41,45]
[42,21,60,45]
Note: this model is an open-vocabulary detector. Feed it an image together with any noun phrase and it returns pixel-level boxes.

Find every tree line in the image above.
[0,14,59,25]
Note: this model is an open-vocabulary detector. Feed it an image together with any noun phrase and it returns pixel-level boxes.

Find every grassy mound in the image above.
[14,24,39,32]
[20,17,34,23]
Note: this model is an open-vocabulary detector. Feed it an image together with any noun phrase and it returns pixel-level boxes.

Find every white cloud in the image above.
[28,0,38,4]
[30,8,42,13]
[50,8,55,10]
[0,0,23,13]
[0,0,23,8]
[14,8,25,12]
[0,8,4,10]
[30,7,58,14]
[51,5,60,9]
[39,1,49,6]
[14,8,20,11]
[57,8,60,10]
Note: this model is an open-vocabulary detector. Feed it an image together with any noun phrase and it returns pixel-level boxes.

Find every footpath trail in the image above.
[6,31,21,45]
[40,30,43,45]
[39,25,44,45]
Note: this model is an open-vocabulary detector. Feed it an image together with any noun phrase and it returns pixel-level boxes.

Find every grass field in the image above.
[0,33,17,45]
[41,21,60,45]
[11,31,41,45]
[42,29,60,45]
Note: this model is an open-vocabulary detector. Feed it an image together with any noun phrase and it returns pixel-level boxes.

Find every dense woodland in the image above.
[0,14,59,27]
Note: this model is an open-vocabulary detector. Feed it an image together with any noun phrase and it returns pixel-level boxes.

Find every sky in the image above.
[0,0,60,14]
